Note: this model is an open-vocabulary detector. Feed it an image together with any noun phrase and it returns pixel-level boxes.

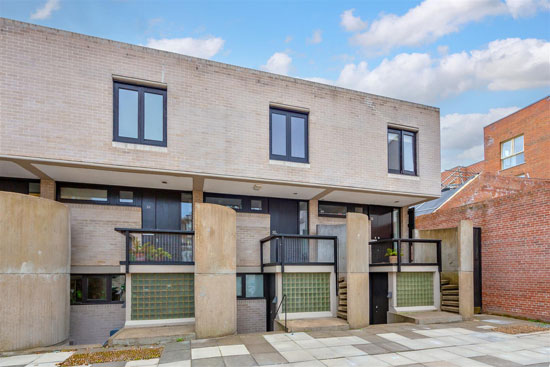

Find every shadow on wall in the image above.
[0,192,71,352]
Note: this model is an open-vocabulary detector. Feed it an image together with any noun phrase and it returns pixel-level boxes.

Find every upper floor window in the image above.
[501,135,524,170]
[270,108,308,163]
[113,82,167,147]
[388,128,416,175]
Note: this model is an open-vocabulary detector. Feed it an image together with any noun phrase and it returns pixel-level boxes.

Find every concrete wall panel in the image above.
[0,192,70,351]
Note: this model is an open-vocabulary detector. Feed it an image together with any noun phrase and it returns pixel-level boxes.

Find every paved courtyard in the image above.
[1,317,549,367]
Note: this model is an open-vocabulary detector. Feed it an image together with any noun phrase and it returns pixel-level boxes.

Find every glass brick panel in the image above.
[396,272,433,307]
[131,273,194,320]
[282,273,330,313]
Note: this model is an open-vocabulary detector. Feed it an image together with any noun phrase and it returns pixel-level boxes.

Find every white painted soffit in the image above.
[33,164,193,191]
[203,178,323,200]
[321,190,425,207]
[0,161,38,179]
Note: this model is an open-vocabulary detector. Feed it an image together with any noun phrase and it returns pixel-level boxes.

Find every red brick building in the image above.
[418,97,550,321]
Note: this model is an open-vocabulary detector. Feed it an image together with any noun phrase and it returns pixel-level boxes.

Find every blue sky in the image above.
[2,0,549,170]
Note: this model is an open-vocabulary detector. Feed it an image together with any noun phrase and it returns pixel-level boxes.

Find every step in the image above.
[442,295,459,301]
[338,276,346,282]
[441,306,459,313]
[337,312,348,320]
[442,290,459,296]
[338,306,347,312]
[440,279,450,285]
[339,294,347,300]
[442,300,459,307]
[339,301,347,306]
[441,284,459,290]
[339,289,347,295]
[338,281,347,288]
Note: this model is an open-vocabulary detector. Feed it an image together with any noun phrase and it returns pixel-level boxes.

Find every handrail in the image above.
[274,294,288,332]
[260,233,338,243]
[369,238,442,273]
[115,227,194,235]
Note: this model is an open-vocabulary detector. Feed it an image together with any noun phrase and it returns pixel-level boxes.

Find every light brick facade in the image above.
[236,212,270,268]
[0,19,440,200]
[69,303,126,345]
[68,204,141,267]
[237,299,266,334]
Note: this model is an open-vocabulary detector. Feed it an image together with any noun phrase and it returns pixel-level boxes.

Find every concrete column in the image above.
[192,190,203,231]
[345,213,370,328]
[308,199,319,235]
[194,203,237,338]
[458,220,474,320]
[40,178,55,200]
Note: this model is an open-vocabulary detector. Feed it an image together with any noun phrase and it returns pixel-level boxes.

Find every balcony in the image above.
[115,228,194,272]
[369,238,442,272]
[260,234,338,270]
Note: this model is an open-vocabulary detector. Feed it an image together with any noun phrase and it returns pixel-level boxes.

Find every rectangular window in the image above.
[113,82,167,147]
[204,194,267,213]
[299,201,309,235]
[119,190,134,204]
[270,108,308,163]
[70,274,125,305]
[501,135,524,170]
[28,182,40,197]
[318,202,347,217]
[60,187,108,202]
[181,192,193,231]
[236,274,264,298]
[388,128,417,175]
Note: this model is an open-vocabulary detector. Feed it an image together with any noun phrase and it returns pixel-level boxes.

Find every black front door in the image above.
[370,273,389,324]
[142,190,181,230]
[473,227,482,311]
[370,206,393,263]
[265,274,277,331]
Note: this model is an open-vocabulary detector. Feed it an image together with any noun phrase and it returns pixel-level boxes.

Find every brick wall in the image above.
[68,204,141,266]
[236,213,270,268]
[69,303,125,345]
[0,19,440,199]
[417,181,550,321]
[483,97,550,179]
[237,299,266,334]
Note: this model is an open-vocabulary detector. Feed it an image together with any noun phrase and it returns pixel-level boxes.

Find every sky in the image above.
[1,0,549,170]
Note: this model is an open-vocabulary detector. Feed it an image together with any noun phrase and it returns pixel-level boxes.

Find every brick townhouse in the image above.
[416,97,550,322]
[0,18,445,350]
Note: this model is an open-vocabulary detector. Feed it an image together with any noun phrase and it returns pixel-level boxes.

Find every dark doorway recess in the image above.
[142,189,181,230]
[370,273,389,324]
[473,227,482,312]
[264,274,277,331]
[268,198,308,263]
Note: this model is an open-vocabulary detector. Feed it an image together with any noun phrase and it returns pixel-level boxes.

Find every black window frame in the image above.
[204,193,268,214]
[57,182,142,207]
[388,128,417,176]
[113,82,167,147]
[236,273,265,299]
[269,107,309,163]
[70,274,125,305]
[318,201,369,218]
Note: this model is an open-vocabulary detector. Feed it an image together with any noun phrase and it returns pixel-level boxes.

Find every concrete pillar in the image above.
[40,178,55,200]
[345,213,370,328]
[192,190,203,231]
[458,220,474,320]
[194,203,237,338]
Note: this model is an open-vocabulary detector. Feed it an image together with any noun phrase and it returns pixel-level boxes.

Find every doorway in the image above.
[370,273,389,324]
[473,227,482,312]
[142,189,182,230]
[264,274,277,331]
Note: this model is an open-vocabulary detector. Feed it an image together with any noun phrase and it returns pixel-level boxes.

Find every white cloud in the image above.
[146,37,224,59]
[340,9,367,32]
[506,0,550,18]
[30,0,60,20]
[261,52,292,76]
[318,38,549,104]
[441,107,518,169]
[349,0,549,54]
[307,30,323,44]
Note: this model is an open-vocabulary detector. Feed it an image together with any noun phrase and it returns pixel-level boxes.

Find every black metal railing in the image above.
[274,294,288,332]
[260,234,338,295]
[369,238,441,273]
[115,228,194,273]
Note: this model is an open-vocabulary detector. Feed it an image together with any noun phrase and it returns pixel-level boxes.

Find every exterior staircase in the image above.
[337,277,347,320]
[440,278,459,313]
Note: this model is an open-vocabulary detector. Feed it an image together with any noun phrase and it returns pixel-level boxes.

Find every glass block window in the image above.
[396,272,433,307]
[283,273,330,313]
[131,273,194,320]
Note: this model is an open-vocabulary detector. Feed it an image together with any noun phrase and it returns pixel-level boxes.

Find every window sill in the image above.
[269,159,310,168]
[112,141,168,153]
[387,173,420,180]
